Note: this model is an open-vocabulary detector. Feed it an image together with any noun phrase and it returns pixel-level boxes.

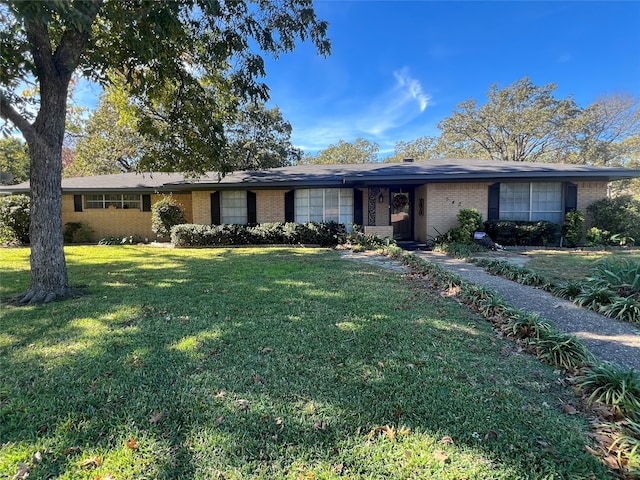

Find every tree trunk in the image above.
[18,78,73,304]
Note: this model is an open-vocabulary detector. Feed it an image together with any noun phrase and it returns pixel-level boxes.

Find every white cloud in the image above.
[288,67,431,153]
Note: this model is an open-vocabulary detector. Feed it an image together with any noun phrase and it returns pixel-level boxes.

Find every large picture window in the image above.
[499,183,563,223]
[221,190,247,224]
[85,193,141,209]
[295,189,353,223]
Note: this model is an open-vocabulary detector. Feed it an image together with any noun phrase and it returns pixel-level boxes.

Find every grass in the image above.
[519,249,640,284]
[0,246,613,479]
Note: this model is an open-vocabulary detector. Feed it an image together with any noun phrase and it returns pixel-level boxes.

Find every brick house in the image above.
[3,158,639,242]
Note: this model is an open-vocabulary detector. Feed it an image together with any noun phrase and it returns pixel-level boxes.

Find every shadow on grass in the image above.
[0,247,611,479]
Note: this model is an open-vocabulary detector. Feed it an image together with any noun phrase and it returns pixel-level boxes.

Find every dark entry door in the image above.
[391,191,411,240]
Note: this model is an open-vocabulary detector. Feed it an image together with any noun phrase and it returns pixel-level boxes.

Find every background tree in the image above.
[0,0,329,304]
[224,102,302,170]
[301,137,379,164]
[0,137,30,184]
[65,89,145,177]
[384,136,440,163]
[564,92,640,167]
[436,77,580,162]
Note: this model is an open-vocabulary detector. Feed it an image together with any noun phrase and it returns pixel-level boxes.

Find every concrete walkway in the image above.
[413,251,640,371]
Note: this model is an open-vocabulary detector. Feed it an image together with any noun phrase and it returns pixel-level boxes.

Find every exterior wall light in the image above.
[378,193,384,203]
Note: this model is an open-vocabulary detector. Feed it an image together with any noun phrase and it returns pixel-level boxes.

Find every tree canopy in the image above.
[436,77,580,162]
[0,137,30,184]
[300,137,379,164]
[0,0,330,303]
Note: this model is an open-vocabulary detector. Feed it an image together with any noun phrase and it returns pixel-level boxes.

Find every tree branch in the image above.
[0,93,35,141]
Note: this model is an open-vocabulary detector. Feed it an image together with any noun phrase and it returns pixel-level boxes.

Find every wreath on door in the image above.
[392,194,409,210]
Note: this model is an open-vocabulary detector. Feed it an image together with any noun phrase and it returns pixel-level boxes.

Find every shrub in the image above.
[98,235,145,245]
[561,210,584,247]
[578,362,640,416]
[63,222,93,243]
[170,222,347,247]
[0,194,30,244]
[586,227,611,247]
[484,220,561,246]
[587,195,640,246]
[152,196,187,238]
[434,242,484,258]
[345,229,395,250]
[444,208,483,244]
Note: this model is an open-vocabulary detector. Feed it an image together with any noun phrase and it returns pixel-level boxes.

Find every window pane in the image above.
[338,189,353,224]
[500,183,530,221]
[85,194,104,209]
[221,191,247,224]
[324,189,339,222]
[122,194,141,209]
[531,183,562,223]
[295,190,309,223]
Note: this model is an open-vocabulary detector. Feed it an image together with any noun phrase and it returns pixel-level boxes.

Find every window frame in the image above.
[499,182,564,223]
[220,190,248,224]
[294,188,354,224]
[84,193,142,210]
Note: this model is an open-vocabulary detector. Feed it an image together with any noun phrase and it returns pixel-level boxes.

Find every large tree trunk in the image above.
[18,77,74,305]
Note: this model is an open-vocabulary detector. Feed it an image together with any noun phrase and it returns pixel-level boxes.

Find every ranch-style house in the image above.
[3,158,640,243]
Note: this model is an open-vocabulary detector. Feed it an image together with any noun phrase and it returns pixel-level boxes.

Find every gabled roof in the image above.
[3,158,640,193]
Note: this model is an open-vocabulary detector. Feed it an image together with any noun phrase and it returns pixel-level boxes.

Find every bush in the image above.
[0,194,30,244]
[561,210,584,247]
[171,222,347,247]
[586,227,611,247]
[444,208,483,244]
[484,220,561,246]
[63,222,93,243]
[152,196,187,238]
[98,235,145,245]
[587,195,640,246]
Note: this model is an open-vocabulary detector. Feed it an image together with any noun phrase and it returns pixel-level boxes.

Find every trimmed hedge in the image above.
[171,222,347,247]
[484,220,561,246]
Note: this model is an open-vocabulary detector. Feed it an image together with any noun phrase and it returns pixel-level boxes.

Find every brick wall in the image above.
[576,181,609,228]
[256,190,287,223]
[191,191,212,225]
[413,184,429,242]
[425,183,491,240]
[62,193,193,241]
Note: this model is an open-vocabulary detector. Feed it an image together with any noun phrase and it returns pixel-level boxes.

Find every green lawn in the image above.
[0,246,612,479]
[520,248,640,283]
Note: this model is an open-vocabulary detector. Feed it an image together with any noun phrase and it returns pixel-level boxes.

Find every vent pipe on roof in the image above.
[402,158,414,163]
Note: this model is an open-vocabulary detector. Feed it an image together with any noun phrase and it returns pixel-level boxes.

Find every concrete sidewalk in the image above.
[413,251,640,371]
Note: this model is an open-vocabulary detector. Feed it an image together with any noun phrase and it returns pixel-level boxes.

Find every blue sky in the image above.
[74,1,640,158]
[258,0,640,157]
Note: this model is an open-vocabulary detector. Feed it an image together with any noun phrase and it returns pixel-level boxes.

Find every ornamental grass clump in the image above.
[502,312,551,340]
[528,330,594,370]
[578,362,640,417]
[552,281,585,300]
[574,285,618,311]
[600,296,640,323]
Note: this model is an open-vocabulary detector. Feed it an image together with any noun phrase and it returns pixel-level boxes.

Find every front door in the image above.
[391,191,411,240]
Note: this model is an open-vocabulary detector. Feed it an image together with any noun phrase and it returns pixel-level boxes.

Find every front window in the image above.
[221,190,247,224]
[500,183,563,223]
[295,189,353,223]
[85,193,141,209]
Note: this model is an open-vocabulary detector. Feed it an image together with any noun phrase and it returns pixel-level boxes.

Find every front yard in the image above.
[0,246,613,479]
